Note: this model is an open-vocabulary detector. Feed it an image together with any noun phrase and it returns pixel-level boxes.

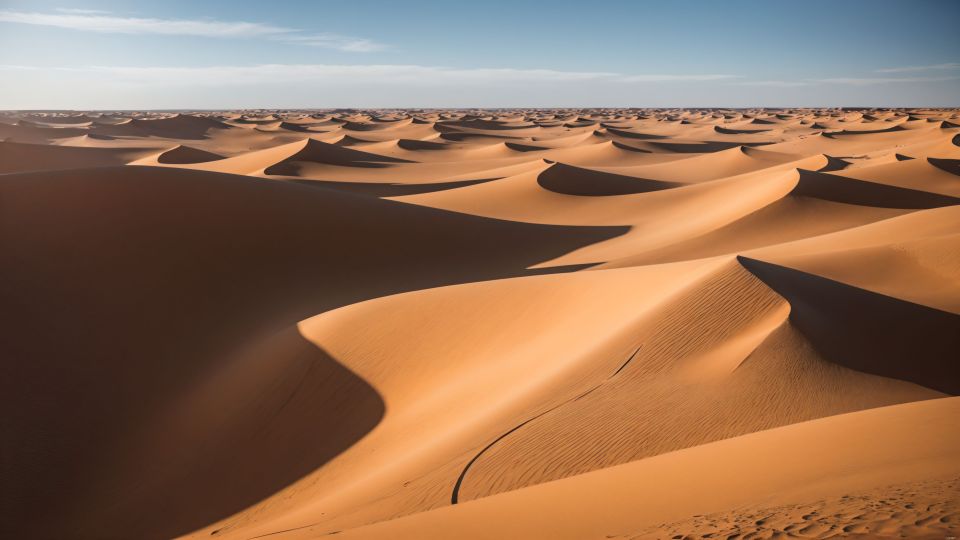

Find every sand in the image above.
[1,108,957,540]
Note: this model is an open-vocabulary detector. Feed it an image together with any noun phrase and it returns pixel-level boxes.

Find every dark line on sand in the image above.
[611,345,642,378]
[450,345,642,504]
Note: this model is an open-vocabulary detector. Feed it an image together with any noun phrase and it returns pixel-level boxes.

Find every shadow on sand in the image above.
[738,256,960,395]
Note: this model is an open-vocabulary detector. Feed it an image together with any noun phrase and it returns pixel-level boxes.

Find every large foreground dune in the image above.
[1,108,958,539]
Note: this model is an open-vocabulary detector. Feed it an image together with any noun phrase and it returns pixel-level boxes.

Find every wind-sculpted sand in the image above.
[1,108,957,539]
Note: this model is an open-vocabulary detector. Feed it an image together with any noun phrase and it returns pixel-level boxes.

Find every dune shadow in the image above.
[2,323,383,540]
[396,139,449,151]
[278,121,335,133]
[288,177,498,197]
[156,145,225,165]
[609,140,653,153]
[714,126,773,135]
[604,127,671,139]
[929,157,960,177]
[834,125,906,135]
[646,140,746,153]
[536,162,676,196]
[438,132,525,142]
[738,256,960,395]
[92,116,233,141]
[264,139,412,174]
[793,168,960,208]
[0,164,629,537]
[505,141,551,152]
[171,333,384,540]
[817,155,852,172]
[439,120,535,131]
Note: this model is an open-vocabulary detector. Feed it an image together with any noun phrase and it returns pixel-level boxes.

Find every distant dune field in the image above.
[2,108,958,540]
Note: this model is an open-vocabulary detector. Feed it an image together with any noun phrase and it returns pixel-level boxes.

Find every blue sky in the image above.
[1,0,957,109]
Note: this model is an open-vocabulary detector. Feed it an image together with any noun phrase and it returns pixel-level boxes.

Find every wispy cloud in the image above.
[620,74,740,82]
[28,64,622,85]
[0,63,737,86]
[54,8,111,15]
[0,9,387,52]
[734,75,959,87]
[814,76,960,85]
[278,34,388,53]
[734,80,811,87]
[8,60,956,89]
[0,10,289,36]
[876,62,960,73]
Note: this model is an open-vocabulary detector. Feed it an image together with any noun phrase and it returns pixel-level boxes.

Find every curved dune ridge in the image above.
[1,107,958,540]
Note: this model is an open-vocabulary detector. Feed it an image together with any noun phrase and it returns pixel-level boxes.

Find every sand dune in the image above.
[536,161,679,195]
[332,397,960,540]
[1,108,957,540]
[0,164,619,539]
[792,167,960,208]
[0,139,158,173]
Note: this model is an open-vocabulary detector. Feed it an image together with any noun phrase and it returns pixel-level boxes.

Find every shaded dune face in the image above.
[0,165,621,538]
[536,161,678,195]
[793,167,960,208]
[0,107,958,540]
[738,256,960,394]
[263,138,414,174]
[155,144,225,164]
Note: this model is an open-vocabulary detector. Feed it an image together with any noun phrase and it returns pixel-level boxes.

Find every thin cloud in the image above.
[37,64,623,85]
[814,76,960,85]
[0,63,737,86]
[55,8,111,15]
[0,9,387,52]
[279,34,388,53]
[876,62,960,73]
[0,10,290,36]
[735,74,960,87]
[621,74,740,82]
[735,80,811,87]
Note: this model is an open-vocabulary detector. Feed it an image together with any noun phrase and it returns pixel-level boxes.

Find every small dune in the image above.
[155,144,225,164]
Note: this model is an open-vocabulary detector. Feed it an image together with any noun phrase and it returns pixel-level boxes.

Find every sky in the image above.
[0,0,957,109]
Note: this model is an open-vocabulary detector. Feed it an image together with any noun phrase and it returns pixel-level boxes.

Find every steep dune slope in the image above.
[0,140,157,173]
[0,164,621,539]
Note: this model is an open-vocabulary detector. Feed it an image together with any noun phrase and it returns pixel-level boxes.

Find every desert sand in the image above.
[1,108,958,539]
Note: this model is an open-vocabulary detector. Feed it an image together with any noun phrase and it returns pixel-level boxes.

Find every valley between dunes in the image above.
[1,108,958,540]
